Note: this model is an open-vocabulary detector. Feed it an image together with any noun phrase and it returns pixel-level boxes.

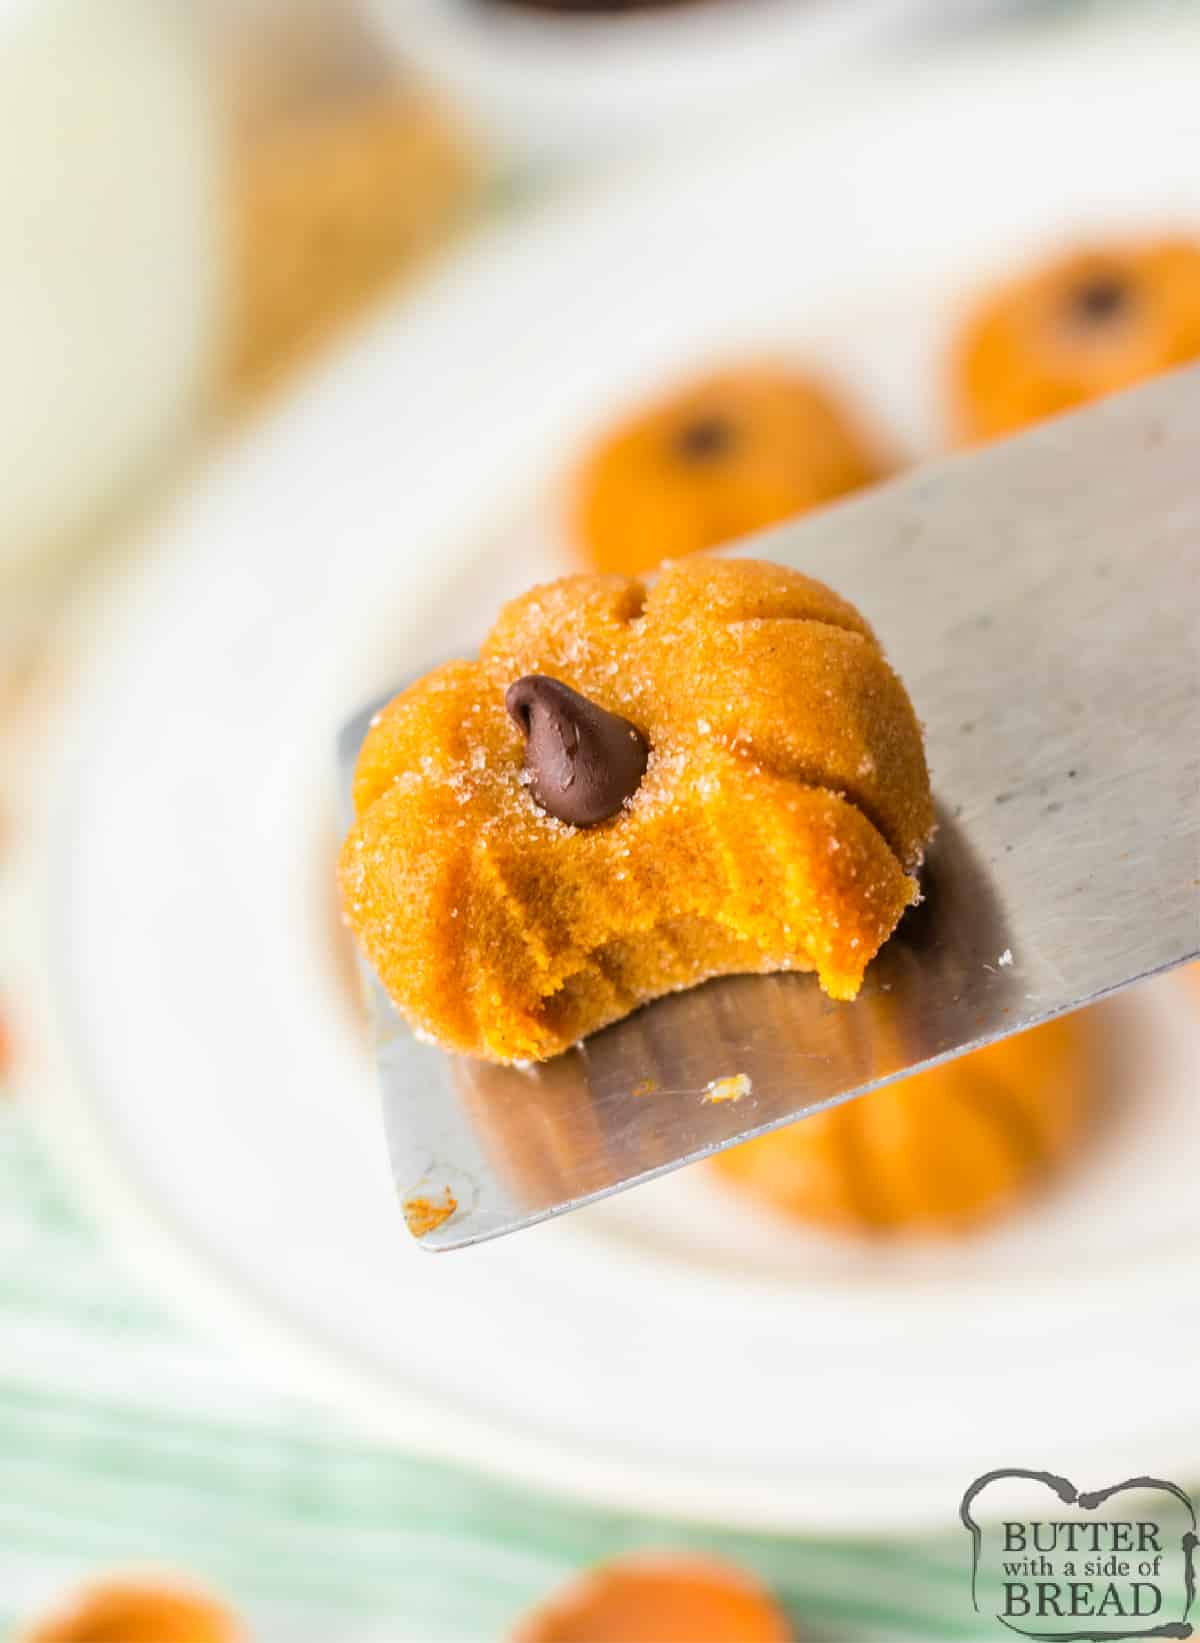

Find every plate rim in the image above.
[17,18,1200,1534]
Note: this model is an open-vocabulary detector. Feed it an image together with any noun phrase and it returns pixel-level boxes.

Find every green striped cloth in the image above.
[0,1097,1008,1641]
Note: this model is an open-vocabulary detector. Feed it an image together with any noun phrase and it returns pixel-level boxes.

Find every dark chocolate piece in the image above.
[481,0,699,12]
[674,415,736,461]
[506,675,648,827]
[1068,274,1132,326]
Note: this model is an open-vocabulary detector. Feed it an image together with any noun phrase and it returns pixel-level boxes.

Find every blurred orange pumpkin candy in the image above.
[950,237,1200,444]
[712,1015,1093,1237]
[22,1580,241,1643]
[572,365,889,576]
[510,1553,793,1643]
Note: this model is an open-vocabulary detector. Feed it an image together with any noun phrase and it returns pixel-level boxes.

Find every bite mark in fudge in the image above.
[340,557,934,1063]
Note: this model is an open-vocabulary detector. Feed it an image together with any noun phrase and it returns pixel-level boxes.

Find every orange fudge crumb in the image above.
[403,1189,458,1238]
[703,1073,752,1104]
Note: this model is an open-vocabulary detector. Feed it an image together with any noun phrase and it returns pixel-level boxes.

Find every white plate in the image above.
[25,24,1200,1532]
[368,0,968,171]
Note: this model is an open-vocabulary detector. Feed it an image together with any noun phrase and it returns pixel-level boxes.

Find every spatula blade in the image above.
[341,368,1200,1249]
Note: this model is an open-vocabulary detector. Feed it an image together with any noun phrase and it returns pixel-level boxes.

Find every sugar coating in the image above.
[339,557,935,1064]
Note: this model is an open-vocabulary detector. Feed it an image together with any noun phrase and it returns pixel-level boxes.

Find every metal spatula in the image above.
[340,368,1200,1250]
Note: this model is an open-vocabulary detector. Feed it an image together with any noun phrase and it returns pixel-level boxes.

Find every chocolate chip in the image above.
[1068,274,1132,326]
[481,1,696,12]
[674,416,736,461]
[506,675,648,828]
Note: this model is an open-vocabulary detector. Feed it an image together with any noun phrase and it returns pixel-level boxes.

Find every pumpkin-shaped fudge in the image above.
[711,1014,1092,1236]
[510,1554,793,1643]
[23,1581,242,1643]
[573,365,890,576]
[340,557,933,1063]
[951,237,1200,443]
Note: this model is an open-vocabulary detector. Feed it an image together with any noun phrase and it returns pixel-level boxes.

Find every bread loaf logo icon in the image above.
[960,1470,1197,1640]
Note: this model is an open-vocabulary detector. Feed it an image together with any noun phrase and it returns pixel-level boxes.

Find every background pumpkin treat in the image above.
[21,1579,242,1643]
[223,10,476,408]
[950,236,1200,443]
[572,364,890,576]
[712,1013,1094,1237]
[938,236,1199,1231]
[509,1553,793,1642]
[340,557,933,1063]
